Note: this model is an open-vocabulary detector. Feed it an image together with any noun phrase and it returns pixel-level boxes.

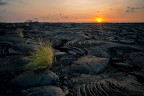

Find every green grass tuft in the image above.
[26,39,53,70]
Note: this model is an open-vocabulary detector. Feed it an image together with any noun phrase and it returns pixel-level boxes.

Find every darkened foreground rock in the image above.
[63,56,109,74]
[111,62,135,70]
[123,52,144,69]
[0,56,27,72]
[21,86,65,96]
[108,46,143,59]
[71,77,144,96]
[11,70,59,88]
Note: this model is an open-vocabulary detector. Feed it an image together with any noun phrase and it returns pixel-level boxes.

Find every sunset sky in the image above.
[0,0,144,22]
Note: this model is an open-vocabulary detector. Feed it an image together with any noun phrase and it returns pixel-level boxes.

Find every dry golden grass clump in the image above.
[26,39,53,70]
[19,31,24,38]
[16,28,24,38]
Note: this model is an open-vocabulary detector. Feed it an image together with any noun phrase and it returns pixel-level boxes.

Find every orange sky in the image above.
[0,0,144,22]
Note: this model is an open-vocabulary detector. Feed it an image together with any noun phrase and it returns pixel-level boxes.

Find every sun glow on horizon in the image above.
[95,17,104,23]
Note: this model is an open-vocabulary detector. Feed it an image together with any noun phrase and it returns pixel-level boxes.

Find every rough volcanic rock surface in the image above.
[63,56,109,74]
[21,86,65,96]
[0,23,144,96]
[11,70,59,88]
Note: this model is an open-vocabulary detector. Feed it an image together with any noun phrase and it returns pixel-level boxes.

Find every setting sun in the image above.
[95,17,104,23]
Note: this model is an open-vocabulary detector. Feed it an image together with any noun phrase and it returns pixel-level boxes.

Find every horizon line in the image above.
[0,21,144,23]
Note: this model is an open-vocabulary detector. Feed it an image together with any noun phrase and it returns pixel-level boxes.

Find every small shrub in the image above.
[26,39,53,70]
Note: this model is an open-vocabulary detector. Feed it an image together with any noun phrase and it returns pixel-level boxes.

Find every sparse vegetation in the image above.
[25,39,53,70]
[17,28,24,38]
[19,31,24,38]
